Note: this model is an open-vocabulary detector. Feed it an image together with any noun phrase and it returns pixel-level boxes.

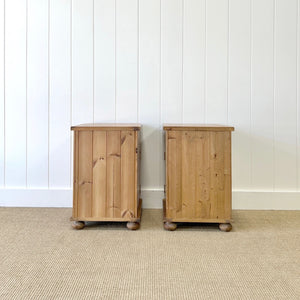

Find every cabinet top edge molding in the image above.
[71,123,142,131]
[163,124,234,131]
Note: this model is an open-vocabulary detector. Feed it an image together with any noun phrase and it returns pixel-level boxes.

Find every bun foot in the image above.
[72,221,85,230]
[127,222,140,230]
[164,222,177,231]
[219,223,232,232]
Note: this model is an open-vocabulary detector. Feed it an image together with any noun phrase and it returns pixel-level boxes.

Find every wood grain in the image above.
[92,131,107,217]
[195,131,210,219]
[71,199,142,223]
[72,131,79,218]
[166,131,180,219]
[134,131,140,216]
[165,126,233,224]
[72,123,141,131]
[182,131,196,219]
[209,132,225,219]
[224,132,232,219]
[121,130,135,219]
[164,124,234,131]
[107,130,121,218]
[72,125,141,226]
[77,131,93,218]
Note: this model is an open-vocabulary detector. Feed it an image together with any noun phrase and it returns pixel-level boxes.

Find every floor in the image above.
[0,208,299,299]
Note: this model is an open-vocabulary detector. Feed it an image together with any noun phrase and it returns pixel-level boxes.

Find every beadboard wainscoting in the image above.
[0,0,300,209]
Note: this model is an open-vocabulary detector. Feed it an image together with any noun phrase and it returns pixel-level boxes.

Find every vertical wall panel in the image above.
[298,0,300,191]
[72,0,93,125]
[5,0,27,187]
[206,0,228,123]
[228,0,251,190]
[161,0,183,123]
[94,0,115,122]
[183,0,205,123]
[251,0,274,190]
[115,0,138,122]
[0,0,4,186]
[27,0,48,187]
[274,0,297,190]
[139,0,161,189]
[49,0,71,188]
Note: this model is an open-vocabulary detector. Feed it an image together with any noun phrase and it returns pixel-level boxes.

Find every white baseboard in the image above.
[0,188,73,207]
[0,188,299,210]
[232,191,300,210]
[141,190,165,209]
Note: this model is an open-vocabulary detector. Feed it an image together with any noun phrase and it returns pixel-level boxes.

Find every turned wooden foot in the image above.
[127,222,140,230]
[72,221,85,230]
[219,223,232,232]
[164,222,177,231]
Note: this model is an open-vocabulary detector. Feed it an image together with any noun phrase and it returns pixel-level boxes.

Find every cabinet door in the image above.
[166,130,231,221]
[102,130,136,219]
[74,129,137,220]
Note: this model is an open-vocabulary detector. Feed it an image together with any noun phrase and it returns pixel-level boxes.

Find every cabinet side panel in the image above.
[174,132,183,219]
[166,131,179,219]
[224,132,232,219]
[73,131,79,218]
[195,132,210,219]
[121,130,135,218]
[216,132,226,219]
[92,131,107,217]
[209,132,226,219]
[107,131,121,218]
[78,131,93,218]
[135,131,140,214]
[181,131,197,219]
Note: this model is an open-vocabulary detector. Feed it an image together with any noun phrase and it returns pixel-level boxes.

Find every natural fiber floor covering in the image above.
[0,208,299,300]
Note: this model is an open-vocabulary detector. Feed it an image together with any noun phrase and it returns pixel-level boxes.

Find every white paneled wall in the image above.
[49,0,71,188]
[0,0,4,187]
[251,0,274,190]
[182,0,205,123]
[274,0,297,190]
[0,0,300,209]
[27,0,49,187]
[94,0,115,122]
[4,0,27,187]
[139,0,161,188]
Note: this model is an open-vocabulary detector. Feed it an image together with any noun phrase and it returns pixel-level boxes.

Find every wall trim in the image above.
[0,188,299,210]
[0,188,73,207]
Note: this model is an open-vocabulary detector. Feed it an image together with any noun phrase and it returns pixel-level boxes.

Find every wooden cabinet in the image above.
[71,124,142,230]
[163,124,234,231]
